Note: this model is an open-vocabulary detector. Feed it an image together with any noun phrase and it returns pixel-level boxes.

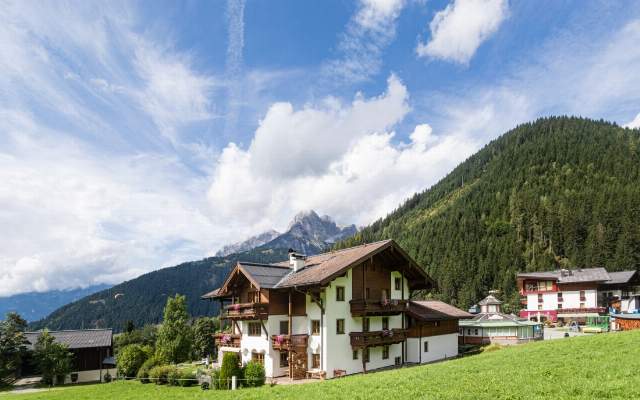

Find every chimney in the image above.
[288,249,305,272]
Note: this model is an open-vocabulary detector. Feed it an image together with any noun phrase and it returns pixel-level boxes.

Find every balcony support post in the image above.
[288,289,293,379]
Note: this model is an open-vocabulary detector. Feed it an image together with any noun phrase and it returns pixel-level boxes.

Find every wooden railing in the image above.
[557,307,606,314]
[214,333,241,348]
[222,302,269,320]
[271,334,309,351]
[349,299,408,316]
[349,328,408,349]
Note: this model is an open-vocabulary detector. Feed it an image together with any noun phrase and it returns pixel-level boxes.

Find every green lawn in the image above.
[6,330,640,400]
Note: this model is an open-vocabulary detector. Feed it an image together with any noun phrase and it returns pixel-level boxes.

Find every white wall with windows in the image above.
[406,333,457,364]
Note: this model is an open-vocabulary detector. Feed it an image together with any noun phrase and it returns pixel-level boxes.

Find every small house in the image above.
[459,295,543,345]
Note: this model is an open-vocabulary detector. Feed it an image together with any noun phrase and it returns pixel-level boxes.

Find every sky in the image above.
[1,0,640,297]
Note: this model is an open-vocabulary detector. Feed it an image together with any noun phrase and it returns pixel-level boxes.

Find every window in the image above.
[279,351,289,367]
[580,291,586,301]
[474,329,478,335]
[280,320,289,335]
[336,286,345,301]
[395,356,401,366]
[382,345,389,360]
[537,304,543,310]
[365,288,370,299]
[558,303,563,310]
[252,351,264,365]
[395,277,402,291]
[311,320,320,335]
[538,293,543,303]
[248,322,262,336]
[434,321,440,327]
[312,354,320,369]
[352,350,358,360]
[580,303,585,309]
[382,317,389,330]
[557,292,563,302]
[467,329,471,335]
[424,341,429,352]
[362,317,370,333]
[364,348,370,363]
[336,319,345,334]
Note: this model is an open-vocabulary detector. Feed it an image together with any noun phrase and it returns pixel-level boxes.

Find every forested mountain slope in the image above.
[338,117,640,310]
[29,248,289,332]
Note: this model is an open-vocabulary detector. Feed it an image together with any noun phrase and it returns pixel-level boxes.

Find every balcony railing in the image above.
[349,328,408,349]
[214,333,241,348]
[350,299,408,316]
[222,302,269,320]
[557,307,607,314]
[271,334,309,351]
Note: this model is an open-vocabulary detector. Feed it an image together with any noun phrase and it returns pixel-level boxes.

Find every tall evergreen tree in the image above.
[155,295,193,364]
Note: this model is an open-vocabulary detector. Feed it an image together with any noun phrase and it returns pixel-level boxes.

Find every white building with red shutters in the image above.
[517,268,640,323]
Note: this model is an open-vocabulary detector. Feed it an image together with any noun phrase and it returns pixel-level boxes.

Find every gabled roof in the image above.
[203,239,435,298]
[604,270,637,285]
[517,267,611,283]
[460,312,540,327]
[24,329,112,350]
[478,295,502,306]
[408,300,473,321]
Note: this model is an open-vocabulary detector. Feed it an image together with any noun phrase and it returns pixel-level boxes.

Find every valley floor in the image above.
[4,330,640,400]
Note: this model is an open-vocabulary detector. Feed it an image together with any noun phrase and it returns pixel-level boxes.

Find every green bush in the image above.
[219,353,242,390]
[136,356,161,383]
[149,365,178,385]
[117,344,149,378]
[243,361,265,387]
[167,368,180,386]
[209,368,221,390]
[178,369,196,387]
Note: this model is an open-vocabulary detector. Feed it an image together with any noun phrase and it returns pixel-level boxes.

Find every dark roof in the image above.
[408,300,473,321]
[239,262,292,288]
[201,288,221,299]
[604,271,637,285]
[205,239,434,298]
[24,329,112,350]
[517,267,611,283]
[478,295,502,306]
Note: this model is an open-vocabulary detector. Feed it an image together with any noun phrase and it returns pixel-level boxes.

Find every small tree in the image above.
[193,317,218,359]
[33,331,73,386]
[124,320,135,334]
[219,352,241,389]
[0,312,28,383]
[116,344,149,378]
[243,361,265,387]
[155,295,193,364]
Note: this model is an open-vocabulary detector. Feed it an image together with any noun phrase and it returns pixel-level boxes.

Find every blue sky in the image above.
[1,0,640,296]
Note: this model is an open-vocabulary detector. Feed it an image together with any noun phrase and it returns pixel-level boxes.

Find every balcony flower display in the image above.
[381,329,393,338]
[221,334,232,344]
[275,335,285,345]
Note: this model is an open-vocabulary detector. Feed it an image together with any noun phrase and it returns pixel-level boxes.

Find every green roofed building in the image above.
[460,295,543,345]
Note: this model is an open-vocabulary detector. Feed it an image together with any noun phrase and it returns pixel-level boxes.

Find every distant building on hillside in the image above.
[459,294,543,345]
[517,268,640,324]
[23,329,116,383]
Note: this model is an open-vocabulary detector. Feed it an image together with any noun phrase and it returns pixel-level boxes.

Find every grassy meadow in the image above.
[5,330,640,400]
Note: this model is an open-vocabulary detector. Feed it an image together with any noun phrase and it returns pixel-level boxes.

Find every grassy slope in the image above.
[7,330,640,400]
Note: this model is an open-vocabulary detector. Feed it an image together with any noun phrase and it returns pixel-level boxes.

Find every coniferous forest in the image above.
[338,117,640,312]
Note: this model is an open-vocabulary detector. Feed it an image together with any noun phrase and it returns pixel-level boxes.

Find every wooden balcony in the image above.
[350,299,408,316]
[222,302,269,320]
[214,333,241,348]
[271,334,309,351]
[349,328,408,349]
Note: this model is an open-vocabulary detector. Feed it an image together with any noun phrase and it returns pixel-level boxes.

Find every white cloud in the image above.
[625,113,640,129]
[207,75,475,232]
[323,0,405,83]
[0,110,222,297]
[416,0,508,64]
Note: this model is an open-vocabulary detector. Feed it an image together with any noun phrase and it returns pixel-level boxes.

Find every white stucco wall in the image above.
[527,289,597,311]
[63,368,117,384]
[406,333,457,364]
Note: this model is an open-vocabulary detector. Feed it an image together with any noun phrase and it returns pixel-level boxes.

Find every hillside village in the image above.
[2,0,640,398]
